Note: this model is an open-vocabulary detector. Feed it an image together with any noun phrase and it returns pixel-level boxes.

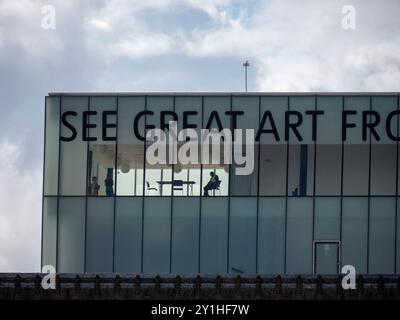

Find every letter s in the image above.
[60,111,77,141]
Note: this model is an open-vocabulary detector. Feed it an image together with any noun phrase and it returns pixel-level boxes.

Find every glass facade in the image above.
[42,93,400,275]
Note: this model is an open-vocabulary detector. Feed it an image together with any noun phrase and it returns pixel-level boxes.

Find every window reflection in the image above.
[343,144,369,196]
[259,144,287,196]
[230,145,258,196]
[315,144,342,195]
[116,144,144,196]
[287,144,315,196]
[88,144,116,196]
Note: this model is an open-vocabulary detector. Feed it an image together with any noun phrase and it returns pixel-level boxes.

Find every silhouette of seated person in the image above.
[203,171,220,196]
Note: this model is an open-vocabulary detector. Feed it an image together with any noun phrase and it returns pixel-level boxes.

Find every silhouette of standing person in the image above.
[104,172,114,196]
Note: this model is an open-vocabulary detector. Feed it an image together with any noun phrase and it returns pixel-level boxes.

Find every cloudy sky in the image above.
[0,0,399,272]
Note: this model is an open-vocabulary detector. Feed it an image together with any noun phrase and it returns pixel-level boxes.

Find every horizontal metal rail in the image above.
[1,273,399,300]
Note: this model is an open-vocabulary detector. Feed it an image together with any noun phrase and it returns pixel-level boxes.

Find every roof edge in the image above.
[48,92,400,97]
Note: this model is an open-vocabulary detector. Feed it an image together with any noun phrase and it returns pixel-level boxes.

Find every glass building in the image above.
[42,93,400,275]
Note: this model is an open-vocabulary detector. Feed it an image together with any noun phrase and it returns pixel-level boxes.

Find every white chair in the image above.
[146,181,158,195]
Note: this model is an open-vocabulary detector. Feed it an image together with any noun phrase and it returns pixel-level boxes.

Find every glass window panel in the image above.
[175,96,202,196]
[162,168,173,195]
[115,198,142,273]
[289,96,315,144]
[315,242,339,275]
[203,96,231,130]
[229,198,257,274]
[287,144,315,196]
[117,97,145,196]
[202,96,231,196]
[230,145,258,196]
[306,144,315,195]
[118,96,146,145]
[88,97,117,197]
[175,96,202,136]
[136,169,144,196]
[189,168,201,196]
[215,168,229,195]
[173,164,201,196]
[145,167,172,196]
[86,197,114,272]
[286,198,313,274]
[370,96,398,196]
[259,96,287,199]
[146,96,174,130]
[145,96,174,196]
[59,97,88,195]
[230,96,259,196]
[398,141,400,196]
[343,96,370,144]
[342,197,368,273]
[257,197,285,274]
[116,168,135,196]
[342,97,370,194]
[342,144,369,195]
[370,144,397,195]
[259,145,287,195]
[316,96,342,144]
[173,166,190,196]
[314,95,342,196]
[287,145,300,195]
[143,198,171,273]
[42,197,57,268]
[369,197,396,274]
[285,98,317,196]
[57,197,85,273]
[200,198,228,273]
[314,198,340,240]
[232,96,259,131]
[315,145,342,195]
[44,96,60,196]
[171,198,200,273]
[260,96,287,145]
[371,96,398,144]
[397,197,400,274]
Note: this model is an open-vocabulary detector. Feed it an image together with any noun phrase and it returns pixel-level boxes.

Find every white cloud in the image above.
[0,140,41,272]
[86,17,111,31]
[178,0,400,91]
[111,33,175,58]
[0,0,64,60]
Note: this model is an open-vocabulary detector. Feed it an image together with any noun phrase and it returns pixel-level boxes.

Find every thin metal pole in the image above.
[243,60,250,92]
[245,67,247,92]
